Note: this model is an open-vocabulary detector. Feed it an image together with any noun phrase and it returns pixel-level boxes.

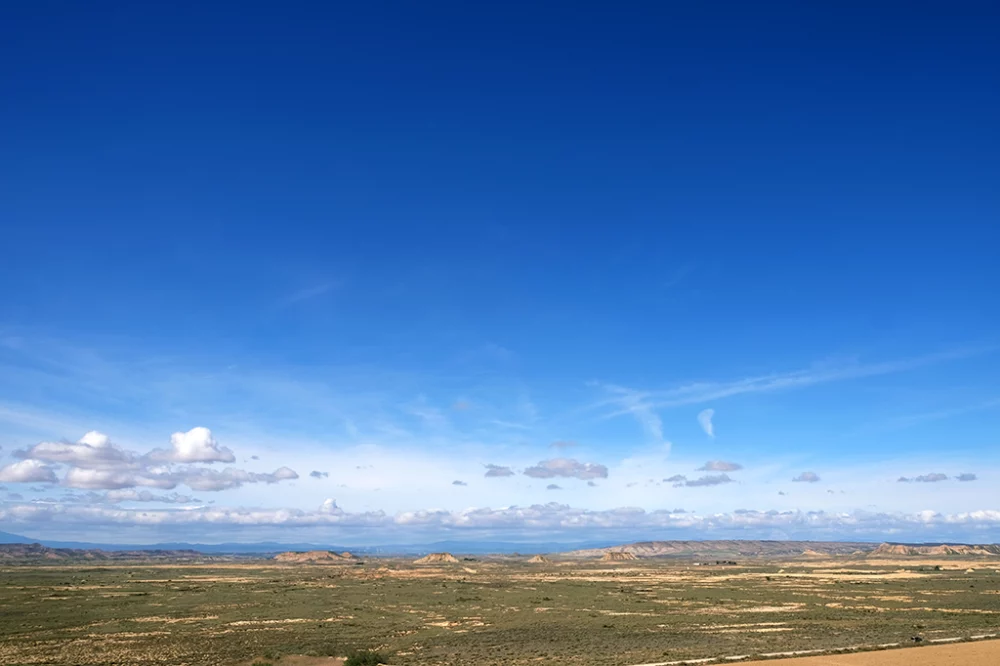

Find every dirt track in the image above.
[746,638,1000,665]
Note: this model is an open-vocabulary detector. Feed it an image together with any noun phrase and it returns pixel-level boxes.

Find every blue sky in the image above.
[1,2,999,545]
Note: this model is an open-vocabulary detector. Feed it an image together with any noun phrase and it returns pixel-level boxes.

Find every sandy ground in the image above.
[743,639,1000,665]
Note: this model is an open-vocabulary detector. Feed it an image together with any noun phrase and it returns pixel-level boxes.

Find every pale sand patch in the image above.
[737,638,1000,665]
[712,627,794,634]
[239,657,343,666]
[130,615,219,623]
[229,618,313,626]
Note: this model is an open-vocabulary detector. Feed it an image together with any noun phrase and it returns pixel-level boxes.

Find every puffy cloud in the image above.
[523,458,608,480]
[318,498,342,514]
[664,474,687,483]
[309,471,329,479]
[547,484,562,490]
[956,473,977,482]
[0,459,59,484]
[147,427,235,464]
[698,460,742,472]
[697,409,715,437]
[792,472,820,483]
[484,464,515,478]
[16,431,134,469]
[452,480,467,486]
[682,473,734,487]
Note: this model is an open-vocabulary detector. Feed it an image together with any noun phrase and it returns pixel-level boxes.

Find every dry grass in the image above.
[0,557,998,665]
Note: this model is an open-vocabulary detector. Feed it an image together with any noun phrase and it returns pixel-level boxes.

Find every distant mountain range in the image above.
[0,542,212,562]
[0,530,615,555]
[3,529,998,561]
[565,539,877,559]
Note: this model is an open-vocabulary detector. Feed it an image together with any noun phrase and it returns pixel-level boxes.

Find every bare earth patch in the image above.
[741,638,1000,665]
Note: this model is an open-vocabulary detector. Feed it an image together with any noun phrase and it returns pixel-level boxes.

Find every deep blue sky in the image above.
[1,2,998,543]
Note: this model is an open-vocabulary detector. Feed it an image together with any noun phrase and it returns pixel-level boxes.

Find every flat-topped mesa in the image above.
[272,550,353,563]
[601,551,638,562]
[414,552,460,564]
[869,543,1000,558]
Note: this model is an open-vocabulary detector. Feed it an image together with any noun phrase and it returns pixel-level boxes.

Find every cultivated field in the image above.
[1,556,998,665]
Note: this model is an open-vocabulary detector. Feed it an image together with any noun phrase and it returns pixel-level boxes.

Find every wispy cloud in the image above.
[483,464,515,478]
[898,473,948,483]
[596,347,993,419]
[283,282,339,306]
[882,397,1000,430]
[599,384,669,449]
[698,460,741,472]
[697,409,715,437]
[667,473,734,487]
[792,472,820,483]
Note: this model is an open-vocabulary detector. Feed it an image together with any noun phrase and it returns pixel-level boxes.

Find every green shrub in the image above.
[345,650,387,666]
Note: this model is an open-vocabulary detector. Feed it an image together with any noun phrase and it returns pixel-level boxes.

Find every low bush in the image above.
[345,650,387,666]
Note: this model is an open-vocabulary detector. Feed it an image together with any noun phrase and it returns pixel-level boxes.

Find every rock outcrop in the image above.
[273,550,354,563]
[601,551,638,562]
[414,552,460,564]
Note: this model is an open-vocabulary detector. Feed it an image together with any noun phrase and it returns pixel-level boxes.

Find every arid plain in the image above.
[1,542,999,666]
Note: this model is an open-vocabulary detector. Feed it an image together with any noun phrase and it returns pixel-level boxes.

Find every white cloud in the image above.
[2,501,999,542]
[0,459,58,484]
[697,409,715,437]
[309,470,329,479]
[148,427,235,464]
[698,460,741,472]
[523,458,609,480]
[792,472,820,483]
